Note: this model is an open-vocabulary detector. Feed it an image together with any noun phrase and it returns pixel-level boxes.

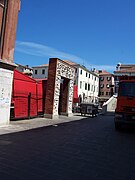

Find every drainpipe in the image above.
[0,0,8,58]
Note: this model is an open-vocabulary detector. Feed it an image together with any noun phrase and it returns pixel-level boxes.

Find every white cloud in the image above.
[15,41,84,64]
[15,41,115,72]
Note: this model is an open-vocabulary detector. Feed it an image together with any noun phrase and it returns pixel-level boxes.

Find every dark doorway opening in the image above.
[58,77,70,115]
[58,78,64,115]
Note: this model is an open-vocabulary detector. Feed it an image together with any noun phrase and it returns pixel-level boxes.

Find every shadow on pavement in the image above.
[2,114,109,138]
[116,124,135,134]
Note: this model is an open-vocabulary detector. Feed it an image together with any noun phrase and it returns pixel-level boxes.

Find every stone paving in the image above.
[0,114,135,180]
[0,114,85,135]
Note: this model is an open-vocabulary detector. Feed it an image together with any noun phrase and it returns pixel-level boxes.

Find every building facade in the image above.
[0,0,20,62]
[114,63,135,94]
[16,63,33,77]
[0,0,20,125]
[98,70,114,106]
[32,60,99,104]
[32,64,48,79]
[75,65,99,103]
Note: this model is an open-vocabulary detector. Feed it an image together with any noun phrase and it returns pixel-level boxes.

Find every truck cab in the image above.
[115,76,135,130]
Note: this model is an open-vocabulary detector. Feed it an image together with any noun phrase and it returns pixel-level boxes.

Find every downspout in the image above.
[0,0,8,58]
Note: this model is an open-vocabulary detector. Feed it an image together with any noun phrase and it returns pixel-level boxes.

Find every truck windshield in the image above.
[119,82,135,97]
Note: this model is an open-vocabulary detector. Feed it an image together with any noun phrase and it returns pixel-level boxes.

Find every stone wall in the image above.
[0,68,13,125]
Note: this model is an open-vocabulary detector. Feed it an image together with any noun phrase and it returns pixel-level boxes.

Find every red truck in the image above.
[115,76,135,130]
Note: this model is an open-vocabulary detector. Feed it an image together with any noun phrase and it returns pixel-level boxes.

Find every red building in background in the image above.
[98,70,114,106]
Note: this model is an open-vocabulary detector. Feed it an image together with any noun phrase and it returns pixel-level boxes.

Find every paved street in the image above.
[0,115,135,180]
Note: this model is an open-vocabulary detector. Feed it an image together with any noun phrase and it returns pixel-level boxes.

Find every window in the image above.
[42,69,45,74]
[114,76,118,81]
[94,86,95,92]
[106,92,111,96]
[35,69,37,74]
[80,81,82,89]
[89,74,90,78]
[119,82,135,97]
[91,85,93,91]
[100,77,104,81]
[106,84,110,88]
[100,84,104,88]
[95,77,96,81]
[86,72,88,77]
[101,92,104,95]
[88,84,90,91]
[85,83,87,90]
[80,69,82,75]
[107,77,111,81]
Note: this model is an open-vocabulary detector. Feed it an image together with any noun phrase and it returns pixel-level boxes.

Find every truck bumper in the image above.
[115,113,135,124]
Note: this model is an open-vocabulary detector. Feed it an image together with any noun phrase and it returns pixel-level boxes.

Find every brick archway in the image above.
[44,58,75,119]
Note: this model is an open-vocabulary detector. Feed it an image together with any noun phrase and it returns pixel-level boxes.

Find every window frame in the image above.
[42,69,45,74]
[35,69,38,75]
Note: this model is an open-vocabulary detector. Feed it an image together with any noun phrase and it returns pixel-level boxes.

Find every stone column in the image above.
[66,79,74,116]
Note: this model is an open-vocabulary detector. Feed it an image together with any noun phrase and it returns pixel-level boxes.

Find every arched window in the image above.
[107,77,111,81]
[100,77,104,81]
[100,84,104,88]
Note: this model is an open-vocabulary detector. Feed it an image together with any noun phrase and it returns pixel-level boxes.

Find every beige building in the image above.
[32,64,48,79]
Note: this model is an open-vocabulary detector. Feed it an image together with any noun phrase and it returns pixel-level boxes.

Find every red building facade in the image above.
[98,70,114,106]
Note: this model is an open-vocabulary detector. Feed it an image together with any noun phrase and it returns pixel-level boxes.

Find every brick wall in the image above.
[45,58,58,115]
[99,73,114,104]
[0,0,20,62]
[0,1,4,33]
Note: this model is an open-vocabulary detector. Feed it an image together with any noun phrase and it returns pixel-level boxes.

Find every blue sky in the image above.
[14,0,135,72]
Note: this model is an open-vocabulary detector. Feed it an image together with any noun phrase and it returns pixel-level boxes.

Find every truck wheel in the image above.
[115,122,121,131]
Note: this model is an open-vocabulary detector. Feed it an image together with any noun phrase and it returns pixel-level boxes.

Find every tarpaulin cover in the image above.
[73,85,79,103]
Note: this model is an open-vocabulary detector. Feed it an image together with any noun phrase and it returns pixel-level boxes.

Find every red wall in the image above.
[11,69,77,119]
[73,85,79,103]
[12,70,45,119]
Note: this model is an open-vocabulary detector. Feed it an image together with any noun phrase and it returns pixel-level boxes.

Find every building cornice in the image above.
[0,60,17,71]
